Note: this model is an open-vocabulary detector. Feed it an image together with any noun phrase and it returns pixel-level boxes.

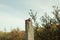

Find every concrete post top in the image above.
[25,18,32,22]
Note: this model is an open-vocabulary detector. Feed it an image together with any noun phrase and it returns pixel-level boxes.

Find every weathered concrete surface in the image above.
[25,18,34,40]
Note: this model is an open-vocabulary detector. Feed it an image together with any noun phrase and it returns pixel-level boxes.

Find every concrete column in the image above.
[25,18,34,40]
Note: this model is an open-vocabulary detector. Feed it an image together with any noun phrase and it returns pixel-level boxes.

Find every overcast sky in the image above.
[0,0,60,32]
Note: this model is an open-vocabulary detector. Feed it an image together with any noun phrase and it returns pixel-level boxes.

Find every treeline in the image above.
[0,6,60,40]
[29,6,60,40]
[0,28,25,40]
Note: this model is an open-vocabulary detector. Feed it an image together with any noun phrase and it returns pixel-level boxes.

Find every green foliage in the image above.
[29,9,37,23]
[52,6,60,23]
[29,9,39,29]
[29,6,60,40]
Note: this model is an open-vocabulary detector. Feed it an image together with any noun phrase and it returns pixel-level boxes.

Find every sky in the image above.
[0,0,60,32]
